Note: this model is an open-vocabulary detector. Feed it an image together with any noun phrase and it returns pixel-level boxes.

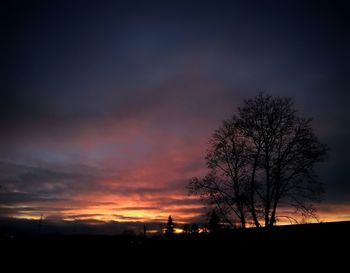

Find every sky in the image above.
[1,0,350,230]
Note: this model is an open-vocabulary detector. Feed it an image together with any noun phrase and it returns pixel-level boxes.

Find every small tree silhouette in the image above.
[183,224,191,234]
[143,224,147,238]
[208,211,220,234]
[165,215,175,235]
[190,223,199,234]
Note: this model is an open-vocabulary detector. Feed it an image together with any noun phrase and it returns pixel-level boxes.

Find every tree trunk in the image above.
[241,217,246,228]
[270,169,281,226]
[270,197,278,226]
[250,149,261,227]
[264,151,271,227]
[237,202,246,228]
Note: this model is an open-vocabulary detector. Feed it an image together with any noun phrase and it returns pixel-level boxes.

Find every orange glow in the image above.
[174,228,183,234]
[5,190,205,224]
[3,128,349,227]
[7,198,350,226]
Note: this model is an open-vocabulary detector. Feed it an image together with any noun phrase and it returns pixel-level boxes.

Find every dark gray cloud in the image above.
[0,160,190,200]
[0,160,105,197]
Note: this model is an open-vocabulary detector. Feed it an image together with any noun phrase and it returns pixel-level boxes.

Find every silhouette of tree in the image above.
[165,215,175,235]
[189,93,328,228]
[208,211,221,234]
[122,229,136,237]
[143,224,147,238]
[190,223,199,234]
[183,224,191,234]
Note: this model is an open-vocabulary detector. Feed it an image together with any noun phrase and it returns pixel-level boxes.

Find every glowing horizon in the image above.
[5,200,350,226]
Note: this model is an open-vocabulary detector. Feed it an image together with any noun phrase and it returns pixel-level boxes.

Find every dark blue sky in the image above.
[1,0,350,224]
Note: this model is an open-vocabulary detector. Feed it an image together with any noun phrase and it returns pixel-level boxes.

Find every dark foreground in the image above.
[1,221,349,270]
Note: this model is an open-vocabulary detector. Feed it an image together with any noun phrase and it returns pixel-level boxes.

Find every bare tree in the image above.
[189,93,328,228]
[189,119,250,228]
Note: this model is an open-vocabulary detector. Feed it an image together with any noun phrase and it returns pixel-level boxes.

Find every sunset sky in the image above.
[2,0,350,229]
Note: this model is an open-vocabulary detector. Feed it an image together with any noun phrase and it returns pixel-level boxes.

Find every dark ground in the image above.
[1,221,349,270]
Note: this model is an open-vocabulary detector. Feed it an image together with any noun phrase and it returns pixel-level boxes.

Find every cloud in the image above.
[2,0,350,227]
[0,158,206,222]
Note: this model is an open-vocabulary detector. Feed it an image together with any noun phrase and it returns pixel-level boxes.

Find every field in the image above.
[1,221,349,270]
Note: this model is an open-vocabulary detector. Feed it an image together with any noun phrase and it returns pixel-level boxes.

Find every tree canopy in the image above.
[189,93,328,228]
